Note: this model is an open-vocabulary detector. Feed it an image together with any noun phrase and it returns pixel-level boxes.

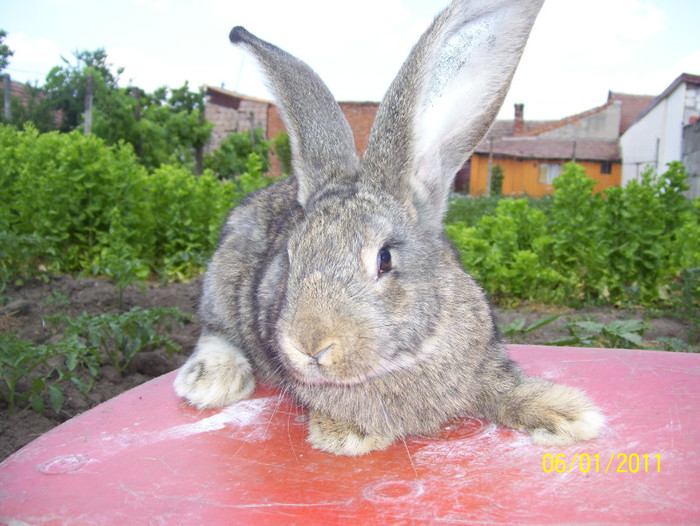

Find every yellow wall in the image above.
[469,155,622,197]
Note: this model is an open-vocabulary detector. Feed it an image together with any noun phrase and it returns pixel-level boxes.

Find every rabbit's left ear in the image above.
[363,0,544,228]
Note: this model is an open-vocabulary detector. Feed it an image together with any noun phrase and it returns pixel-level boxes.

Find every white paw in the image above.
[523,382,606,446]
[174,332,255,409]
[307,412,394,456]
[530,406,606,446]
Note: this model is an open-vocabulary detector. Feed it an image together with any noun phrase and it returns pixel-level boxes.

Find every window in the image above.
[600,161,612,175]
[538,163,560,185]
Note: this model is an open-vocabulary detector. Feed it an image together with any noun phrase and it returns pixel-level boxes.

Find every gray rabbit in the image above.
[175,0,605,456]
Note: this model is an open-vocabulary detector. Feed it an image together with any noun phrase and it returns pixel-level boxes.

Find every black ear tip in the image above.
[229,26,249,44]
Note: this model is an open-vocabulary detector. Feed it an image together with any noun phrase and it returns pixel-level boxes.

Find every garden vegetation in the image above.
[0,38,698,415]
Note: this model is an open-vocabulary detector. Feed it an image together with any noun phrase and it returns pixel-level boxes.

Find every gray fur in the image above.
[175,0,604,456]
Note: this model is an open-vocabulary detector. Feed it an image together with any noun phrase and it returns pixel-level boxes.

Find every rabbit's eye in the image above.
[377,247,392,275]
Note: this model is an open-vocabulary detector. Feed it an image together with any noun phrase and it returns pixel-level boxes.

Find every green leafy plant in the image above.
[552,318,650,349]
[0,124,248,284]
[0,332,100,414]
[50,307,190,374]
[500,314,560,342]
[272,130,292,174]
[0,306,190,414]
[147,164,238,281]
[446,198,567,304]
[445,161,700,314]
[490,164,505,195]
[44,289,71,307]
[204,128,271,180]
[90,207,150,308]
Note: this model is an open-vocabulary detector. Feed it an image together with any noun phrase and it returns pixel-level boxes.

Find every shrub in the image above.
[203,128,270,180]
[445,161,700,308]
[0,124,263,284]
[146,164,238,280]
[0,125,151,275]
[490,164,505,195]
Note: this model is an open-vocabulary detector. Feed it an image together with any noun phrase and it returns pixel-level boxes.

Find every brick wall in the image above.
[338,101,379,156]
[205,87,271,153]
[266,104,286,176]
[266,101,379,176]
[206,86,380,177]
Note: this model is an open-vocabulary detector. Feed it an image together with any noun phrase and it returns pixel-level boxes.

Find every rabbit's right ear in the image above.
[363,0,544,229]
[230,27,360,207]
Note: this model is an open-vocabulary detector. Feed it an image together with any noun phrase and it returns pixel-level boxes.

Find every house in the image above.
[465,92,655,197]
[619,73,700,198]
[204,86,271,152]
[205,85,674,197]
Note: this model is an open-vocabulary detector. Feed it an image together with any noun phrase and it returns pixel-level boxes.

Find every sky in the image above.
[2,0,699,121]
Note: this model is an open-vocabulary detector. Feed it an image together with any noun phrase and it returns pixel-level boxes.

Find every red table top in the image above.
[1,345,698,525]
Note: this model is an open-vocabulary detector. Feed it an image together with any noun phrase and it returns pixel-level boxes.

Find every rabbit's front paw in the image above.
[174,332,255,409]
[307,412,394,456]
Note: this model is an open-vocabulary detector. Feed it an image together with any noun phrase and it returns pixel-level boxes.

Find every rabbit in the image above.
[174,0,605,456]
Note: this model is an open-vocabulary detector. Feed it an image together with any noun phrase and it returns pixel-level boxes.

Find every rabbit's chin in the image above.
[284,360,377,387]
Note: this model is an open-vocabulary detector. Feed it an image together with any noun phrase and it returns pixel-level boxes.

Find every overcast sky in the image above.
[3,0,699,121]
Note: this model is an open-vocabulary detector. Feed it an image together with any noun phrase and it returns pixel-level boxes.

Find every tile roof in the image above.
[473,137,620,161]
[608,92,656,134]
[628,73,700,127]
[205,85,273,105]
[474,90,656,162]
[517,102,614,137]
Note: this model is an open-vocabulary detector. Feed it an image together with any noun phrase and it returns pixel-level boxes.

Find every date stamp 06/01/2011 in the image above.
[543,453,661,474]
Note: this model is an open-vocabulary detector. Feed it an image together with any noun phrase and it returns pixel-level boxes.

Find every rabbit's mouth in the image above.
[277,330,426,387]
[277,333,387,386]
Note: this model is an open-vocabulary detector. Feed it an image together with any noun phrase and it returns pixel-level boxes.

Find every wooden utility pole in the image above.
[84,74,93,135]
[486,136,494,196]
[195,108,205,175]
[248,111,255,146]
[3,74,10,121]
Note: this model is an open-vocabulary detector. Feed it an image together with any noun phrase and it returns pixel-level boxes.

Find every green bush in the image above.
[146,164,238,280]
[446,161,700,309]
[490,164,505,195]
[0,125,151,276]
[0,124,268,284]
[0,307,189,414]
[446,198,567,304]
[0,331,100,414]
[203,128,270,180]
[50,307,190,374]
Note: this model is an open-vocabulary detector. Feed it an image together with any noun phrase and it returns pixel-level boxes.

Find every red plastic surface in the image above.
[1,345,698,525]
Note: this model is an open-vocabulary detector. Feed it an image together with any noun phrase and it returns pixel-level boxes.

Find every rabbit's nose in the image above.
[311,343,335,364]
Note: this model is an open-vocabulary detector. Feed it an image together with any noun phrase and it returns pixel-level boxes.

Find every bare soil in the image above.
[0,274,694,462]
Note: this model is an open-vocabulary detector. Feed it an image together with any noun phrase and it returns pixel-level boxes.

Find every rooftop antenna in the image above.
[234,56,245,93]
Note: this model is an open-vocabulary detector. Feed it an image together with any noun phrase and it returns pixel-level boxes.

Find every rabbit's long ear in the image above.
[230,27,360,207]
[363,0,543,228]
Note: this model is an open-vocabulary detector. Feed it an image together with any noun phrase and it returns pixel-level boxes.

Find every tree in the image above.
[1,29,13,74]
[204,128,271,180]
[43,49,122,132]
[92,82,212,171]
[0,31,56,130]
[491,164,505,195]
[3,46,212,172]
[272,131,292,175]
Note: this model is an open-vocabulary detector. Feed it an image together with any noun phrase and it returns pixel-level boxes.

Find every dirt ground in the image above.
[0,274,694,462]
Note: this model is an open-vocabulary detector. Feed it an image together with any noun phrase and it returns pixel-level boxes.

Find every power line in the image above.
[5,66,48,77]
